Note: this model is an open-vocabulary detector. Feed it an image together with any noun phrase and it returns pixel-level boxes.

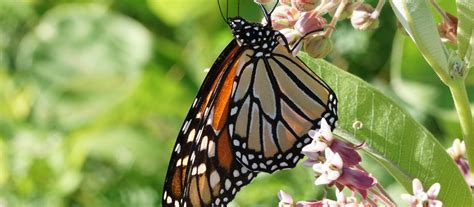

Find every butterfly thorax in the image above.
[228,17,280,58]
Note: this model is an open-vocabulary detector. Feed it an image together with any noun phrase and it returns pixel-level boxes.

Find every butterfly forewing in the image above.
[163,41,258,207]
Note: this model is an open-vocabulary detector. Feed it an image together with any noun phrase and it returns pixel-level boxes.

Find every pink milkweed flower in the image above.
[313,148,343,185]
[278,190,336,207]
[302,118,361,167]
[401,178,442,207]
[447,139,473,187]
[335,166,377,199]
[334,188,369,207]
[278,190,295,207]
[294,12,327,36]
[270,5,301,30]
[310,148,376,199]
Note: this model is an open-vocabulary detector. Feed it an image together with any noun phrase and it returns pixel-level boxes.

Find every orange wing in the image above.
[162,40,257,207]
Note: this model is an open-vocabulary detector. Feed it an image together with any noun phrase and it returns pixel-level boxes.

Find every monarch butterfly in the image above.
[162,2,337,207]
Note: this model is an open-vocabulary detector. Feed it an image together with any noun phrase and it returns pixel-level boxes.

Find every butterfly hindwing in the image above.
[229,45,337,173]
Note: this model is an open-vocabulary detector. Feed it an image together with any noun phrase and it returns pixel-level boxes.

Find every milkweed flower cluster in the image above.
[276,118,446,206]
[401,178,442,207]
[278,189,371,207]
[447,139,473,187]
[302,119,376,199]
[279,118,394,207]
[255,0,384,58]
[277,118,397,206]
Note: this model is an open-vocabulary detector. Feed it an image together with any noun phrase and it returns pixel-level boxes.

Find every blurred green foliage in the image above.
[0,0,468,206]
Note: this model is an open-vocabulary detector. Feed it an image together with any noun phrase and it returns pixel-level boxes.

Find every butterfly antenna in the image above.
[269,0,279,14]
[217,0,227,23]
[259,4,271,27]
[237,0,241,16]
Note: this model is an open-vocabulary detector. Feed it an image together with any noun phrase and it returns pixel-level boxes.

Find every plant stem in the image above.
[448,80,474,175]
[324,0,347,38]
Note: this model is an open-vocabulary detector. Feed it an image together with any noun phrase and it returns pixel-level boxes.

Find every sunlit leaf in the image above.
[300,54,472,206]
[456,0,474,59]
[390,0,449,79]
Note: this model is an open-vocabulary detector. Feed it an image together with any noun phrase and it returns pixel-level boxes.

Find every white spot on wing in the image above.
[176,158,182,167]
[225,179,231,190]
[197,163,207,174]
[231,107,238,116]
[200,136,208,151]
[187,129,196,143]
[175,143,181,153]
[233,139,239,146]
[182,156,189,166]
[242,155,249,166]
[210,170,220,187]
[182,120,190,132]
[208,140,215,157]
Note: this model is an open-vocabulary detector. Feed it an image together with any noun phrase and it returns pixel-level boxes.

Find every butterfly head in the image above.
[227,17,280,56]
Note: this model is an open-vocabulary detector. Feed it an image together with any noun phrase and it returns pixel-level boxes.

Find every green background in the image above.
[0,0,466,206]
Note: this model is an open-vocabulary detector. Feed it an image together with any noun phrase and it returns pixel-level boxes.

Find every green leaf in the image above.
[389,0,450,82]
[390,32,474,138]
[468,29,474,69]
[300,54,473,206]
[456,0,474,59]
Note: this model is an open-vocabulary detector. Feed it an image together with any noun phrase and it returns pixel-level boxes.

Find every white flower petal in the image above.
[412,178,424,194]
[324,148,335,159]
[401,194,416,203]
[314,141,328,152]
[326,169,341,181]
[302,142,322,153]
[330,152,343,169]
[312,163,326,173]
[320,118,331,133]
[322,199,338,207]
[314,174,330,185]
[427,183,440,197]
[278,190,294,204]
[335,188,345,202]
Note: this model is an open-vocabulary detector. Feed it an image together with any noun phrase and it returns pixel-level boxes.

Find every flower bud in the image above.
[303,32,333,58]
[294,12,326,35]
[280,28,301,45]
[254,0,275,5]
[438,12,457,44]
[291,0,321,12]
[270,5,300,30]
[280,0,292,6]
[350,4,379,31]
